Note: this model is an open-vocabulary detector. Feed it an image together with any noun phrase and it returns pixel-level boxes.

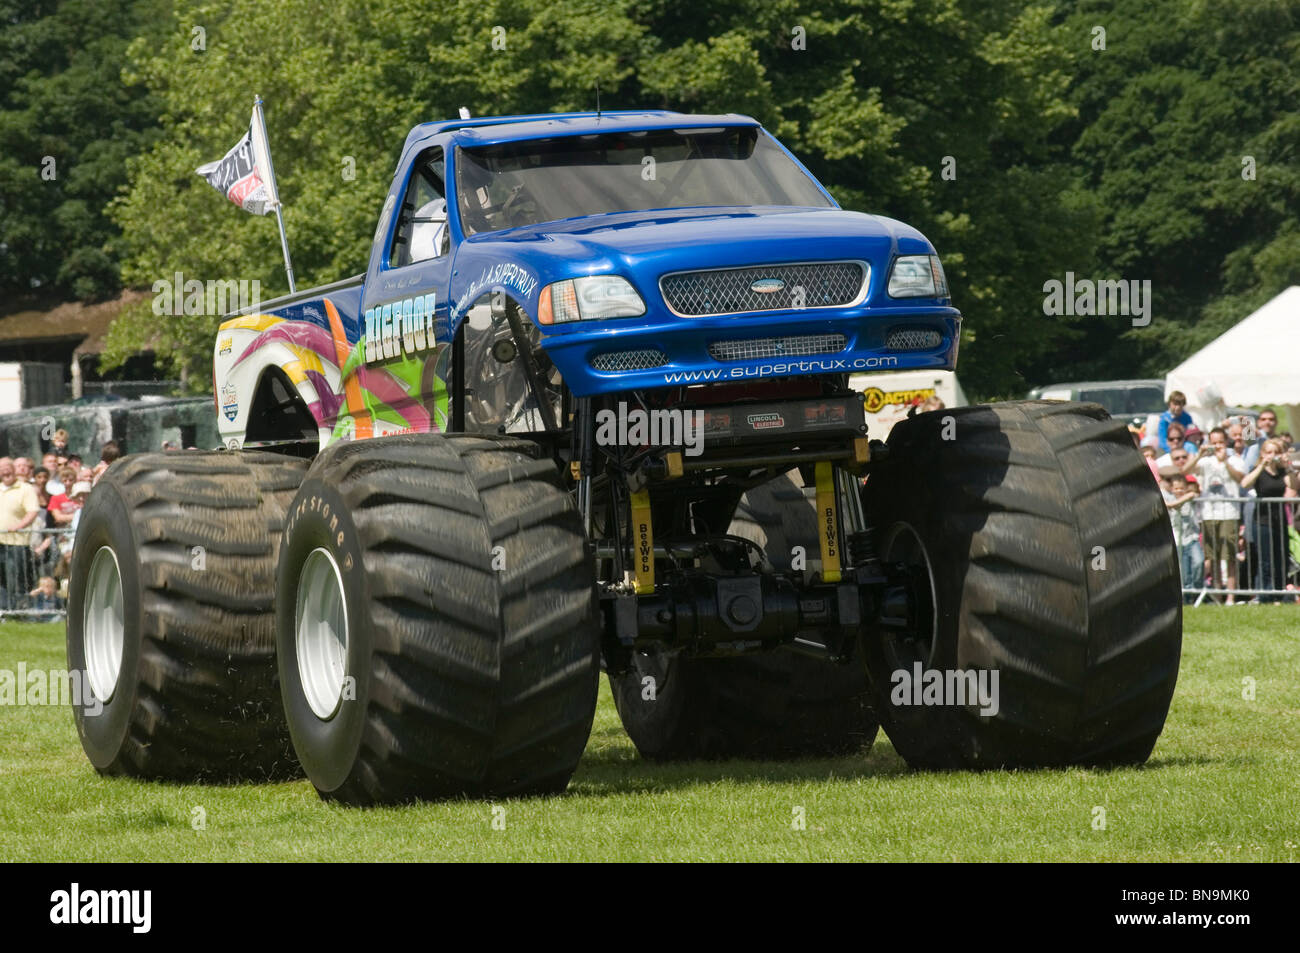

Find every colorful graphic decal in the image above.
[223,296,449,446]
[363,293,438,364]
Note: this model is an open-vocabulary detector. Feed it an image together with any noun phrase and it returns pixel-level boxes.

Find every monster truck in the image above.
[67,111,1181,803]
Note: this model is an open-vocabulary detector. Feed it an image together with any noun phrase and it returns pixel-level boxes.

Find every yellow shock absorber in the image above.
[815,461,842,583]
[630,488,655,594]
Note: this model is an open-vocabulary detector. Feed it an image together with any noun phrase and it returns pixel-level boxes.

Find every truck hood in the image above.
[448,206,936,319]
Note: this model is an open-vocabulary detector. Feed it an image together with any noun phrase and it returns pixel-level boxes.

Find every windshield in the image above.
[455,126,832,235]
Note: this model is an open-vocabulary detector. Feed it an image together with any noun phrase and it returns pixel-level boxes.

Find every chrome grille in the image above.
[661,261,867,316]
[885,327,943,351]
[708,333,847,362]
[589,349,669,372]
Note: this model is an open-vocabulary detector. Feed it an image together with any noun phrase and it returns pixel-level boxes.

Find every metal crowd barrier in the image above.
[0,525,74,621]
[1167,495,1299,603]
[5,495,1295,619]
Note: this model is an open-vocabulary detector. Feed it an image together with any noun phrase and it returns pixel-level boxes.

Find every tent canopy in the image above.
[1165,286,1300,427]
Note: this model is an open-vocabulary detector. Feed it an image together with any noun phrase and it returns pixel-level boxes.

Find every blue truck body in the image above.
[215,110,960,447]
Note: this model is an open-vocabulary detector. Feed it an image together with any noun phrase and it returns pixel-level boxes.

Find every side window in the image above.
[389,147,449,268]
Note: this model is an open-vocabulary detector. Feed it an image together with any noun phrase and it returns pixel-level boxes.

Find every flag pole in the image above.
[253,95,296,294]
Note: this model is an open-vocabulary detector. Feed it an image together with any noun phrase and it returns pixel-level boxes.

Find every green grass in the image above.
[1,608,1297,861]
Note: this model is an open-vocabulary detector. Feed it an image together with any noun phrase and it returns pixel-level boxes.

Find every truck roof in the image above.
[401,110,760,156]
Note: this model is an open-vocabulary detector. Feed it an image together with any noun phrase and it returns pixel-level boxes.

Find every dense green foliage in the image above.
[1,0,1296,398]
[0,0,163,301]
[1058,0,1300,385]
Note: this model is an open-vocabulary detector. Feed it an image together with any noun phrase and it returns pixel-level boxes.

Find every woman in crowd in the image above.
[1240,439,1298,602]
[29,467,59,579]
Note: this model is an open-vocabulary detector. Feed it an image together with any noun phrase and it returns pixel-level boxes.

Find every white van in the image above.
[848,369,967,440]
[1027,379,1166,427]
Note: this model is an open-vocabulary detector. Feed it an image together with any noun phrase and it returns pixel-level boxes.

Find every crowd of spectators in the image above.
[1136,394,1300,604]
[0,429,123,618]
[4,399,1294,614]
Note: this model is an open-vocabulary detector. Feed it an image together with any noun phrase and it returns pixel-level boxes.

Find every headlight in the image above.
[538,276,646,324]
[887,255,948,299]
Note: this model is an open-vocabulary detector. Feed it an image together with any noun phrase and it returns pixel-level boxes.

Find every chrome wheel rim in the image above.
[83,546,125,703]
[295,548,349,720]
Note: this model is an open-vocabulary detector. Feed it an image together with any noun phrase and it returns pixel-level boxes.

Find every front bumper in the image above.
[542,304,962,396]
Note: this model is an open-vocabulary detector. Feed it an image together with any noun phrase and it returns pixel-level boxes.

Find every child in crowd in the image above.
[49,428,70,457]
[51,482,92,579]
[47,468,80,525]
[1163,471,1203,603]
[27,575,64,622]
[1158,391,1194,452]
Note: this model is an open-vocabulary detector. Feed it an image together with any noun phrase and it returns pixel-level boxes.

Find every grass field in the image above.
[1,608,1296,861]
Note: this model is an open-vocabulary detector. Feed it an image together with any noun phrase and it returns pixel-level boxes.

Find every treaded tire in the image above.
[66,450,308,781]
[275,433,599,805]
[610,471,879,761]
[860,401,1182,769]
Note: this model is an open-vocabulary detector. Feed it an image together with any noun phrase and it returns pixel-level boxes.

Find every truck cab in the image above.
[214,110,960,454]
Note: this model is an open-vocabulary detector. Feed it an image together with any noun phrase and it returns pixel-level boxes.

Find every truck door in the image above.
[358,145,454,436]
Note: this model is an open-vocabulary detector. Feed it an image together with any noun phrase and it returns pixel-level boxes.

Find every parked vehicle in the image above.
[1029,378,1166,428]
[850,369,966,440]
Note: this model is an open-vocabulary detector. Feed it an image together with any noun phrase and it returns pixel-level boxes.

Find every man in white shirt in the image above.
[1,457,41,610]
[1181,427,1246,603]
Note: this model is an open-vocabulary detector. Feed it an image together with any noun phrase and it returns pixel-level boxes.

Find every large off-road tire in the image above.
[860,401,1182,769]
[610,472,879,761]
[275,433,599,805]
[66,450,308,780]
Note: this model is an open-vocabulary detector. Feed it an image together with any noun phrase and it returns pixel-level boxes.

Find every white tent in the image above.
[1165,285,1300,431]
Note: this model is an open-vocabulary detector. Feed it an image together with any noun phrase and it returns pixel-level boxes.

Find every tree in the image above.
[0,0,164,302]
[108,0,1098,398]
[1055,0,1300,384]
